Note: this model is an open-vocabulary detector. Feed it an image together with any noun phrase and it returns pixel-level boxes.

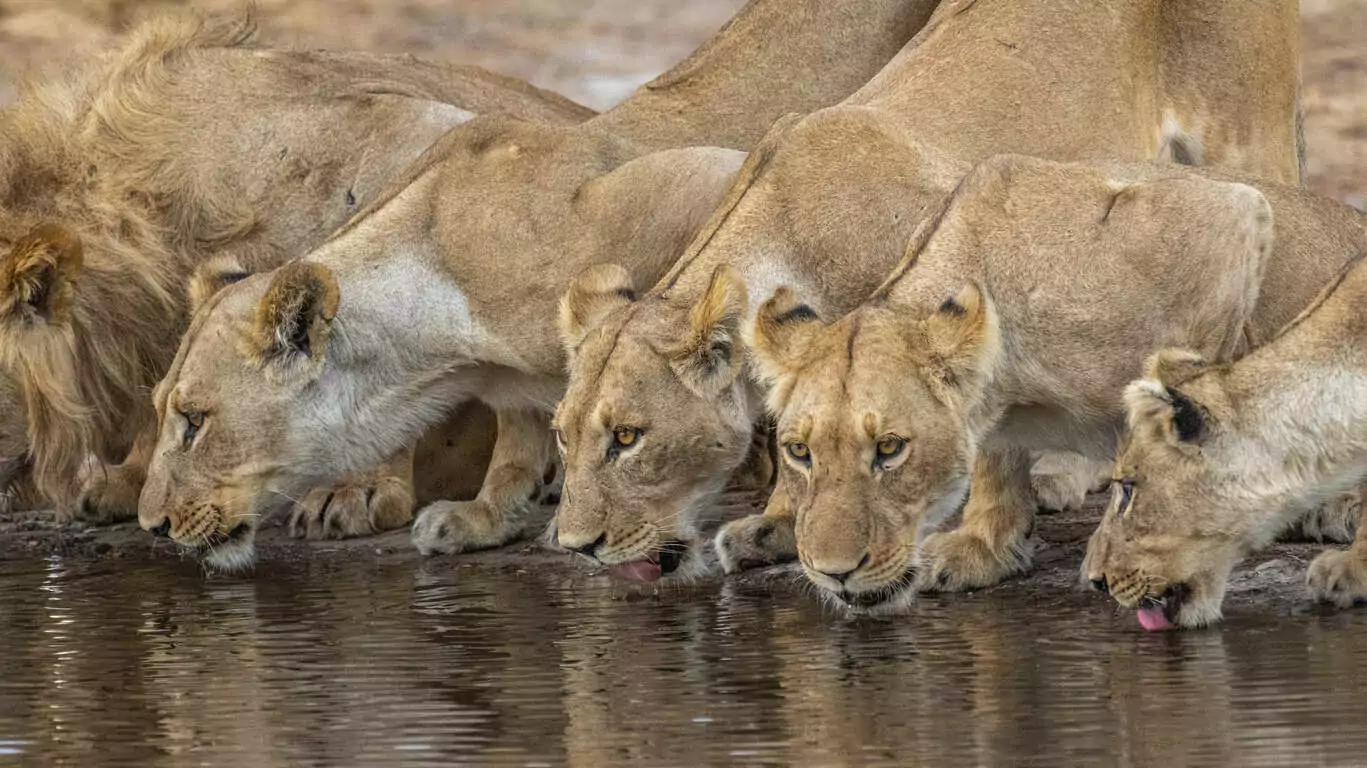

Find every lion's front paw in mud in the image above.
[1031,472,1086,514]
[715,514,796,573]
[915,528,1034,592]
[288,477,415,540]
[75,466,142,525]
[411,499,525,556]
[1307,548,1367,609]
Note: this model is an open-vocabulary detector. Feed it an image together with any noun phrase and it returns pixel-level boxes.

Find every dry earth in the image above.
[0,0,1363,621]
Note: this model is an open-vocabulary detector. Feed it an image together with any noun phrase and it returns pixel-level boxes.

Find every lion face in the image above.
[1083,351,1250,631]
[553,265,754,582]
[138,264,342,570]
[749,286,997,612]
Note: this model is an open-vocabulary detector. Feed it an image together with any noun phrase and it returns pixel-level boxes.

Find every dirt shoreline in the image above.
[1,496,1349,628]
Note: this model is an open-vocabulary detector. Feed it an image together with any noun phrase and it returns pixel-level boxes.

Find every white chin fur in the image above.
[202,538,258,573]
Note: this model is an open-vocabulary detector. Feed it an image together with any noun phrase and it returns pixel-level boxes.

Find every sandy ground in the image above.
[0,1,1362,619]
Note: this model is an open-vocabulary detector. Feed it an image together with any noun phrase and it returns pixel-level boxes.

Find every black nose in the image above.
[1090,576,1109,594]
[819,552,871,584]
[149,519,172,539]
[569,533,607,558]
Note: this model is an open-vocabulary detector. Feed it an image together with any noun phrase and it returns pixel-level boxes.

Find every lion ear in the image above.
[1144,348,1208,387]
[558,263,636,351]
[1123,379,1210,446]
[241,263,339,372]
[919,282,997,389]
[747,286,822,387]
[188,256,253,313]
[670,264,748,397]
[0,224,83,326]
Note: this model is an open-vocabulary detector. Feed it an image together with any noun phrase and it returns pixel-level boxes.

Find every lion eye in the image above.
[1116,478,1136,516]
[552,428,567,452]
[786,442,811,465]
[182,411,205,448]
[876,437,905,459]
[612,427,641,447]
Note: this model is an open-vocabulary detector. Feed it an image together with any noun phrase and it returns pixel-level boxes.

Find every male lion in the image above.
[133,0,949,571]
[553,0,1303,582]
[746,155,1366,613]
[0,12,592,524]
[1084,250,1367,630]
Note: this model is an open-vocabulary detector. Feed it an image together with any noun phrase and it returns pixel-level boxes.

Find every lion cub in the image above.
[1085,250,1367,630]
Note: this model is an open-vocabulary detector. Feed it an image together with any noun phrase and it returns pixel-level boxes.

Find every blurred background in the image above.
[0,0,1362,206]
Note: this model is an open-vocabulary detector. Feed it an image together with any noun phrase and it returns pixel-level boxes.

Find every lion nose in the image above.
[1090,576,1109,594]
[147,518,172,539]
[815,552,871,584]
[565,532,607,558]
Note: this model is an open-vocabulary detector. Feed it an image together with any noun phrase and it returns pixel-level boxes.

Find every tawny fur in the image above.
[1086,250,1367,627]
[553,0,1306,583]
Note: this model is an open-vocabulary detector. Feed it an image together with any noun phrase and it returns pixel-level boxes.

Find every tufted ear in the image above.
[670,264,748,397]
[747,286,822,386]
[1144,348,1208,388]
[241,263,339,375]
[0,224,83,327]
[919,282,998,390]
[1123,379,1210,447]
[558,263,636,352]
[188,256,253,313]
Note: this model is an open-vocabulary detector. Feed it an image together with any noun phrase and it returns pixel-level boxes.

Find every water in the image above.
[1,556,1364,767]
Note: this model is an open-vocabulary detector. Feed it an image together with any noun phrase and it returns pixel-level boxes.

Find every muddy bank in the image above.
[1,495,1350,628]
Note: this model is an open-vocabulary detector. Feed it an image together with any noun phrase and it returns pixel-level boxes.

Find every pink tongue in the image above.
[1137,607,1176,632]
[610,560,663,583]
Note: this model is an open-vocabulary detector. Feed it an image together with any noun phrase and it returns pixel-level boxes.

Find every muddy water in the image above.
[1,557,1364,767]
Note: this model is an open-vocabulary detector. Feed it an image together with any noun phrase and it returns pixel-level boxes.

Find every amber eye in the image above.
[182,411,205,448]
[786,442,811,464]
[876,437,905,459]
[612,427,641,448]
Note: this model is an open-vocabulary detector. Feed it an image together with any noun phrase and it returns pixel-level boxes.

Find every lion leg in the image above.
[75,428,155,524]
[288,444,417,540]
[916,447,1036,592]
[714,484,797,574]
[1286,487,1360,545]
[1030,451,1108,514]
[412,408,554,556]
[724,424,777,493]
[1307,490,1367,609]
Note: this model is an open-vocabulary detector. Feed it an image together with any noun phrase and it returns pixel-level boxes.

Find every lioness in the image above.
[553,0,1303,582]
[1084,250,1367,630]
[747,155,1366,612]
[0,12,592,523]
[133,0,950,570]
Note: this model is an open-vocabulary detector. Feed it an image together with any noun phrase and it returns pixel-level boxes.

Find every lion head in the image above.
[553,263,756,582]
[138,262,340,570]
[1083,348,1297,631]
[745,281,998,612]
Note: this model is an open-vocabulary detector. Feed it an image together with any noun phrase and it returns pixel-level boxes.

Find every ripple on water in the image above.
[0,558,1365,766]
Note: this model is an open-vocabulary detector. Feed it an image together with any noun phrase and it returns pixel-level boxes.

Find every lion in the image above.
[552,0,1304,582]
[0,12,591,524]
[130,0,949,571]
[1083,249,1367,630]
[742,154,1367,613]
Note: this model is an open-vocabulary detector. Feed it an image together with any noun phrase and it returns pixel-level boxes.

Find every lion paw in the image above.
[411,499,524,556]
[75,466,142,524]
[1031,471,1087,514]
[288,477,414,540]
[915,528,1034,592]
[1307,548,1367,609]
[1289,492,1359,544]
[715,514,797,574]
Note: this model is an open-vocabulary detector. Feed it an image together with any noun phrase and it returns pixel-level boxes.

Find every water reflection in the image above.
[0,557,1363,766]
